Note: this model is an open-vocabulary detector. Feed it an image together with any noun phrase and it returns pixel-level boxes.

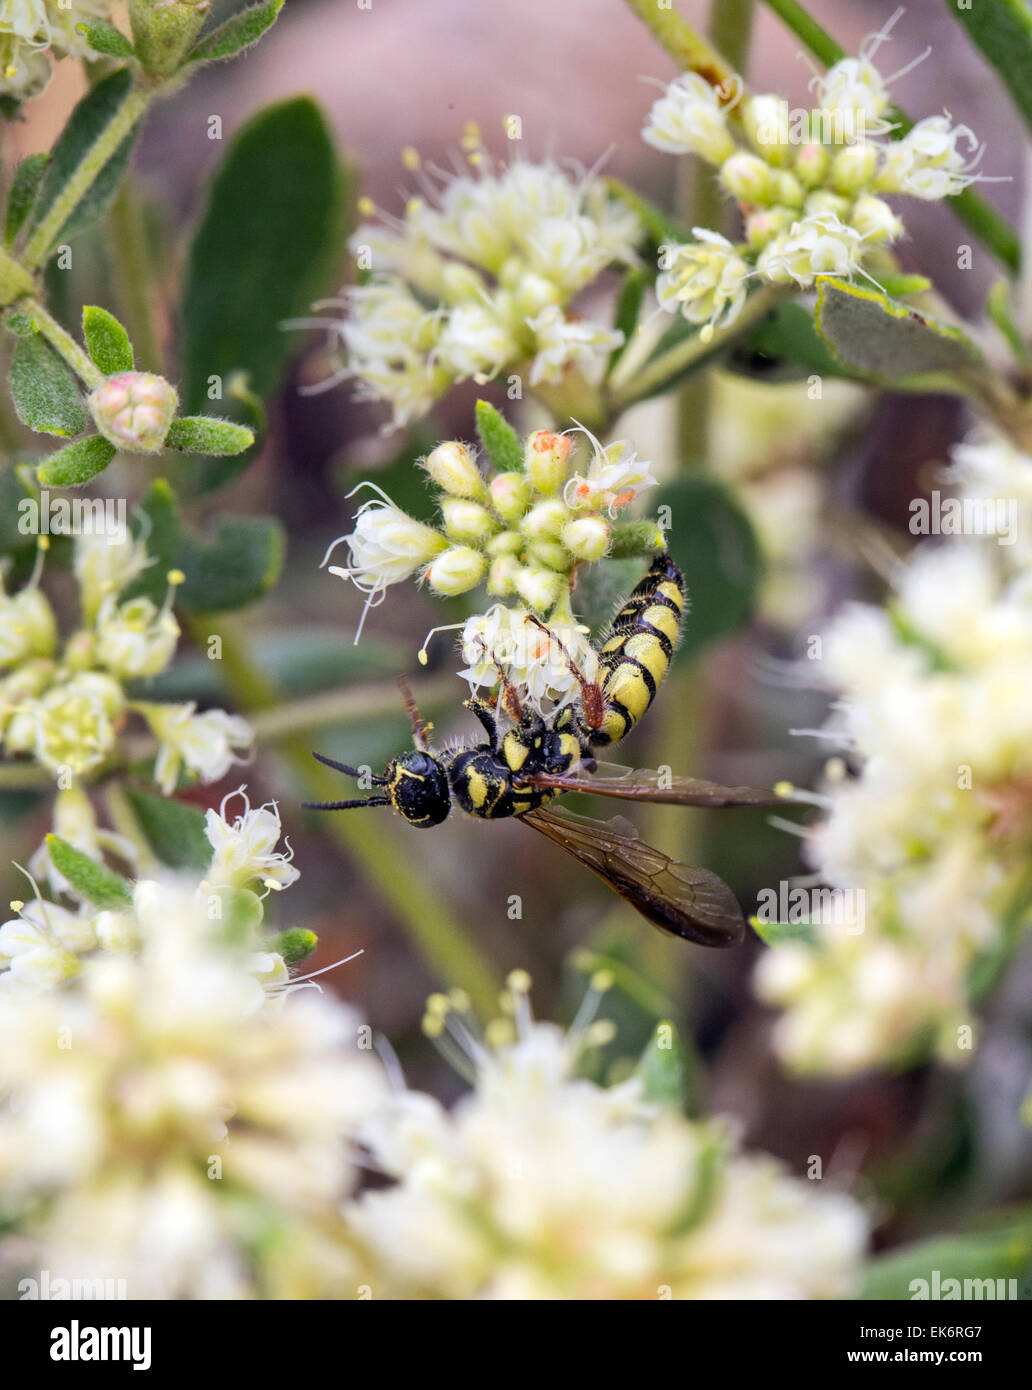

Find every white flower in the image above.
[641,73,736,164]
[527,305,623,386]
[564,432,658,515]
[758,212,866,287]
[73,527,153,623]
[326,492,446,597]
[876,115,986,201]
[656,230,750,341]
[94,593,179,679]
[458,604,598,708]
[7,672,123,777]
[203,787,300,892]
[434,301,519,380]
[141,701,253,794]
[0,899,93,993]
[0,575,57,668]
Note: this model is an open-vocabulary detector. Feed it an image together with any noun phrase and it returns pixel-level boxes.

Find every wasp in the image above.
[304,554,785,946]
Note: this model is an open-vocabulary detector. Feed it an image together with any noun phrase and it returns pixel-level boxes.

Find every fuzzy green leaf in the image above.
[76,17,135,58]
[636,1021,697,1110]
[82,305,134,374]
[175,514,286,612]
[180,97,344,492]
[947,0,1032,137]
[4,154,49,247]
[187,0,285,64]
[28,69,142,252]
[125,786,212,870]
[814,277,987,392]
[37,435,116,487]
[46,834,132,909]
[730,299,848,383]
[164,416,254,456]
[474,399,523,472]
[10,334,88,437]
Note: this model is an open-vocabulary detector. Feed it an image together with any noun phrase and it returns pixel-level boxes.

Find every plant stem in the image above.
[247,674,459,742]
[0,245,35,305]
[21,83,154,274]
[621,0,735,90]
[187,614,502,1016]
[17,296,104,387]
[110,179,164,373]
[611,286,785,410]
[759,0,1021,273]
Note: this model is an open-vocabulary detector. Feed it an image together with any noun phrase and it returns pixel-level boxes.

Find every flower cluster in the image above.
[643,15,991,338]
[756,438,1032,1074]
[315,137,641,425]
[0,527,252,791]
[0,805,384,1298]
[0,0,111,101]
[325,422,664,705]
[349,974,869,1298]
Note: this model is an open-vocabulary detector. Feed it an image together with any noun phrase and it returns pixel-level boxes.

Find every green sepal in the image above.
[475,399,523,472]
[46,834,133,909]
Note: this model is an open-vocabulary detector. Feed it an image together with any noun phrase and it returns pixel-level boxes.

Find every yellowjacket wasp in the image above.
[304,554,785,946]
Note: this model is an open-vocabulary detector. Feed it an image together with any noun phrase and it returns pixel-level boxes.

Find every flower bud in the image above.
[425,546,487,596]
[0,583,57,667]
[486,529,523,556]
[720,152,774,205]
[528,540,570,572]
[95,595,180,679]
[439,262,489,305]
[744,206,795,250]
[513,565,561,613]
[489,471,531,522]
[522,499,569,542]
[772,170,804,208]
[512,273,561,319]
[487,554,520,596]
[849,193,903,244]
[423,441,485,498]
[794,143,830,189]
[830,143,878,196]
[524,430,572,495]
[440,498,496,544]
[562,516,610,562]
[88,372,178,454]
[804,190,851,220]
[742,95,792,165]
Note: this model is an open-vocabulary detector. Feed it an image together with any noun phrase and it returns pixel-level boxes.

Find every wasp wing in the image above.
[520,804,746,947]
[526,762,788,808]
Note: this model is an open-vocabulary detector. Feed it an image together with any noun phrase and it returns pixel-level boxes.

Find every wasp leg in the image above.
[471,637,524,723]
[464,695,499,748]
[397,674,432,749]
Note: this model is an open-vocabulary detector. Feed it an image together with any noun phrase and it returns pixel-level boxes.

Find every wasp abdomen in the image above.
[592,553,685,748]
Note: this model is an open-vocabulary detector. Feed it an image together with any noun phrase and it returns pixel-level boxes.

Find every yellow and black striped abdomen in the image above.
[591,553,685,748]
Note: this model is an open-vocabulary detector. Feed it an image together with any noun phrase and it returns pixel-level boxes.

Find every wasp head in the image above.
[385,749,452,827]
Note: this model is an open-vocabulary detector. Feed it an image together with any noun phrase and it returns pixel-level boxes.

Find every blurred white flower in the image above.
[203,787,299,892]
[0,573,57,669]
[641,73,736,164]
[758,212,866,287]
[527,304,623,385]
[7,672,123,777]
[657,231,750,341]
[876,115,986,200]
[94,593,179,679]
[140,701,253,794]
[564,431,658,515]
[73,527,153,624]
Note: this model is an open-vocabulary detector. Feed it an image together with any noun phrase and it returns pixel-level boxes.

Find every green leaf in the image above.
[46,834,132,909]
[28,69,142,251]
[4,153,49,247]
[180,96,345,492]
[125,786,212,871]
[861,1222,1032,1300]
[654,476,762,661]
[730,299,848,382]
[37,435,116,487]
[814,277,988,393]
[165,416,254,456]
[82,305,134,374]
[10,334,88,437]
[474,399,522,472]
[0,464,39,555]
[878,274,932,298]
[175,514,286,612]
[987,278,1031,366]
[122,479,181,604]
[76,17,135,58]
[636,1020,698,1110]
[188,0,285,64]
[750,916,817,947]
[606,268,646,378]
[947,0,1032,137]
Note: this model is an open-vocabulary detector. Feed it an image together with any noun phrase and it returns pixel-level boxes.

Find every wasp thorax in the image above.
[389,750,452,827]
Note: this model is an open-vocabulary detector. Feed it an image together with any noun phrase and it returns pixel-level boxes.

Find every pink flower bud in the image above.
[89,372,178,454]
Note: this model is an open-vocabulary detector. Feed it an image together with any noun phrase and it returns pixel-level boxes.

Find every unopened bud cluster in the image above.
[89,372,179,455]
[643,19,990,339]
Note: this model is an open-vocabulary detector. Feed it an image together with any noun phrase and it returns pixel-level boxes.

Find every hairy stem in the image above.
[17,297,104,387]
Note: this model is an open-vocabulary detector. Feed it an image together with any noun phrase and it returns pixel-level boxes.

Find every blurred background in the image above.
[3,0,1030,1254]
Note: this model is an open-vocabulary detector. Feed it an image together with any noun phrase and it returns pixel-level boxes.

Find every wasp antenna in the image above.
[397,674,431,749]
[311,751,389,785]
[301,796,391,811]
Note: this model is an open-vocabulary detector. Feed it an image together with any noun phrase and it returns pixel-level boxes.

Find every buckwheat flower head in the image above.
[350,978,868,1297]
[457,605,598,709]
[657,231,750,342]
[139,701,253,795]
[8,671,124,777]
[0,897,95,994]
[641,72,736,164]
[0,0,112,98]
[73,527,153,625]
[434,300,518,380]
[0,876,384,1298]
[203,787,299,892]
[526,304,624,386]
[88,371,179,455]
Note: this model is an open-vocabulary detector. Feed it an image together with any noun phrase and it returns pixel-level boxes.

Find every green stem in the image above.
[247,675,459,743]
[611,286,785,410]
[621,0,735,90]
[759,0,1020,273]
[187,615,502,1016]
[0,244,35,305]
[17,296,104,387]
[21,83,154,274]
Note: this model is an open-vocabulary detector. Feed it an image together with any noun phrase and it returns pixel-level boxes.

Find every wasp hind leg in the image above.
[464,695,500,748]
